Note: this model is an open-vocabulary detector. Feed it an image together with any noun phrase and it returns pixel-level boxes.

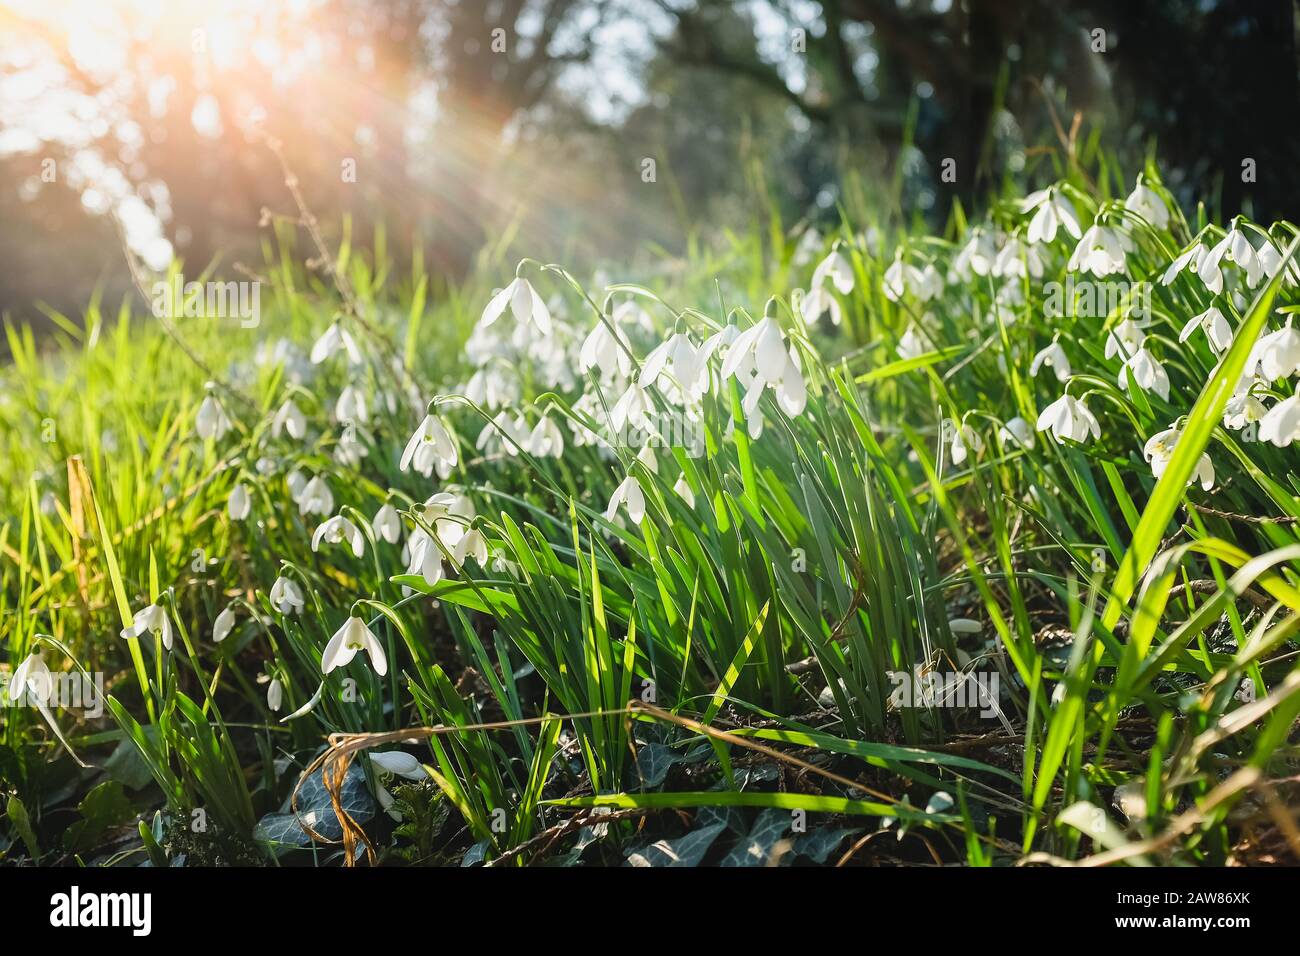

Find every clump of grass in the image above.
[3,151,1300,867]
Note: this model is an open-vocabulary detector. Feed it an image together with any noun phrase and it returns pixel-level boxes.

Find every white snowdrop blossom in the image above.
[400,414,458,476]
[121,603,172,651]
[269,576,305,616]
[1143,427,1215,490]
[1118,347,1170,401]
[335,385,368,425]
[372,503,402,544]
[896,323,926,360]
[1223,389,1266,431]
[605,475,646,525]
[1068,222,1131,277]
[812,247,855,294]
[1022,188,1082,244]
[953,229,997,278]
[321,615,387,676]
[609,383,652,434]
[312,514,365,558]
[993,236,1045,279]
[639,332,705,397]
[801,284,842,327]
[195,393,232,441]
[527,415,565,458]
[1123,178,1169,229]
[267,678,283,712]
[8,650,52,704]
[719,316,808,422]
[949,422,983,465]
[297,476,334,517]
[1161,241,1206,286]
[673,474,695,508]
[1036,394,1101,444]
[452,527,489,567]
[1029,342,1071,382]
[579,319,633,380]
[1259,395,1300,447]
[272,399,306,439]
[480,275,552,336]
[998,416,1035,449]
[1250,322,1300,380]
[1198,224,1262,293]
[371,751,426,780]
[1178,306,1233,353]
[213,605,237,643]
[1104,318,1147,360]
[227,483,251,520]
[310,322,363,365]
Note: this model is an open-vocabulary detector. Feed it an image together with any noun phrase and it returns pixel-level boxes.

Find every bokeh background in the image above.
[1,0,1298,330]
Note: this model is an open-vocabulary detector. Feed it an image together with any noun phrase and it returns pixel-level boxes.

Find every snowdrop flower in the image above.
[812,246,854,294]
[121,603,173,651]
[609,383,652,434]
[993,236,1045,279]
[949,421,983,465]
[1123,177,1169,229]
[269,576,305,616]
[312,515,365,558]
[882,255,922,301]
[1068,223,1130,276]
[1161,241,1206,286]
[1199,224,1261,293]
[791,226,822,266]
[579,318,633,380]
[1251,322,1300,380]
[297,476,334,517]
[321,615,387,677]
[1118,347,1170,401]
[800,285,842,327]
[267,678,283,712]
[720,316,807,415]
[335,385,368,425]
[213,605,237,643]
[195,393,232,441]
[452,527,489,567]
[672,474,695,508]
[272,399,306,439]
[605,475,646,525]
[287,468,307,501]
[1029,342,1071,382]
[527,415,565,458]
[310,322,363,365]
[998,416,1035,449]
[372,503,401,544]
[1259,395,1300,446]
[227,483,251,520]
[480,274,552,336]
[1223,389,1266,431]
[464,366,519,410]
[334,427,368,467]
[404,529,445,586]
[8,650,52,705]
[400,414,458,475]
[1036,394,1101,444]
[896,323,926,360]
[953,229,997,278]
[1022,188,1082,244]
[639,331,704,394]
[371,751,426,781]
[1104,318,1147,360]
[485,411,530,457]
[1143,427,1215,489]
[1179,306,1233,353]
